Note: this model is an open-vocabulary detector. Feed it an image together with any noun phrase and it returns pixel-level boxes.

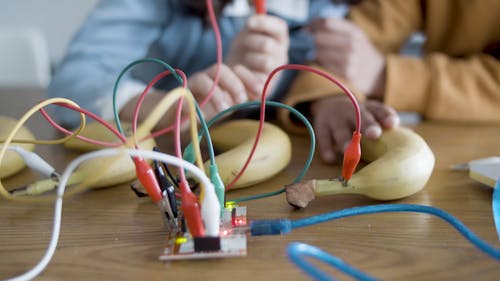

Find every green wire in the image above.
[112,58,182,135]
[111,58,216,164]
[201,100,316,203]
[113,60,314,203]
[195,103,216,165]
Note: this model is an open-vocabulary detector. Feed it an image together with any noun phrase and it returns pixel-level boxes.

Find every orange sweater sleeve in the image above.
[385,53,500,123]
[349,0,422,53]
[351,0,500,123]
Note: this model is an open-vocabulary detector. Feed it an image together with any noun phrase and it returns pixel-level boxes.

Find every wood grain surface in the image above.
[1,89,499,280]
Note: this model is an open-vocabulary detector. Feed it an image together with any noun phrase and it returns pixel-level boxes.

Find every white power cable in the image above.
[5,148,219,281]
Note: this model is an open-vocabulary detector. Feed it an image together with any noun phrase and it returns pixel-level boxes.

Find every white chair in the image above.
[0,26,51,88]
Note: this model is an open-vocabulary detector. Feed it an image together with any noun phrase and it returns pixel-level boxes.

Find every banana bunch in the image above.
[63,121,156,189]
[208,119,292,189]
[69,119,291,190]
[286,127,435,208]
[0,116,35,179]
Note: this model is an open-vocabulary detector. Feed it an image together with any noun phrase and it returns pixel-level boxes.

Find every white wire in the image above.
[5,148,214,281]
[2,146,56,177]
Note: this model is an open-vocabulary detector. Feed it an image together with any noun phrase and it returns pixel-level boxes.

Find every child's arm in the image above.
[226,14,289,98]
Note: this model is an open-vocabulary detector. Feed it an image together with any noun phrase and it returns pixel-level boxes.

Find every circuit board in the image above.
[159,206,248,261]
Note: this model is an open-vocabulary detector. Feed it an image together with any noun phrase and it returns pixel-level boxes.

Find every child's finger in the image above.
[241,33,277,53]
[243,52,276,73]
[314,122,337,164]
[360,107,383,140]
[330,120,353,154]
[365,100,400,128]
[206,64,247,104]
[233,64,265,99]
[188,72,230,112]
[247,15,288,42]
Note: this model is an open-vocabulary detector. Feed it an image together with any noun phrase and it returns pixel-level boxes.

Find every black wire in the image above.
[152,147,179,187]
[163,163,179,188]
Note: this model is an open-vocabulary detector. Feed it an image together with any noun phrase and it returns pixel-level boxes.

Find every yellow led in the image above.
[175,237,188,244]
[225,201,236,208]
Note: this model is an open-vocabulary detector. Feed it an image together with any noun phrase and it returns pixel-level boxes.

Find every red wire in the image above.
[225,64,362,190]
[173,89,205,237]
[41,0,221,149]
[254,0,266,14]
[174,95,189,189]
[131,69,187,140]
[282,65,361,133]
[41,66,188,148]
[128,0,223,141]
[39,102,128,146]
[137,0,222,140]
[200,0,223,108]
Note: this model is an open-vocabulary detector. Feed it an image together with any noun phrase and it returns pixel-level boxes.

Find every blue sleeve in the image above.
[47,0,172,127]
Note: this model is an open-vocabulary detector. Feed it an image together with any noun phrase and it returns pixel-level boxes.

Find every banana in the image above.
[0,116,35,179]
[208,119,292,189]
[63,121,156,189]
[286,127,435,208]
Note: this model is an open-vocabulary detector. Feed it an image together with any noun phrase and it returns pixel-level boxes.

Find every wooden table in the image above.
[1,88,499,280]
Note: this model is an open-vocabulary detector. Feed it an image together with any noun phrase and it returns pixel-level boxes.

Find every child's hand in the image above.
[188,63,251,120]
[311,95,399,164]
[226,14,289,96]
[120,64,254,130]
[310,18,385,99]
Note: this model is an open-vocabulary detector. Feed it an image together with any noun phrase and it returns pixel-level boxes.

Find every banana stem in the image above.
[286,179,358,208]
[314,179,358,196]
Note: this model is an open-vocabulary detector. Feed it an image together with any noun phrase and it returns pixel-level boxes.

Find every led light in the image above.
[175,237,188,245]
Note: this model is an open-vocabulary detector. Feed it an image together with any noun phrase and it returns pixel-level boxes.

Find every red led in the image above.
[233,218,247,226]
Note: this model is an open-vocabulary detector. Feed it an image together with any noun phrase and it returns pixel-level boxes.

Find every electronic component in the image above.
[193,236,221,252]
[451,156,500,187]
[159,206,248,261]
[469,157,500,188]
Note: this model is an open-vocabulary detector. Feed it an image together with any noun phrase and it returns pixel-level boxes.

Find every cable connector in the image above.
[200,182,221,237]
[133,157,162,203]
[209,164,225,217]
[152,153,178,218]
[180,181,205,237]
[254,0,266,14]
[182,143,196,164]
[341,132,361,182]
[157,192,179,233]
[5,146,57,178]
[250,219,292,236]
[11,178,57,196]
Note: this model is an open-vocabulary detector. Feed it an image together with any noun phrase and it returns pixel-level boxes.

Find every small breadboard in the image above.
[159,205,248,261]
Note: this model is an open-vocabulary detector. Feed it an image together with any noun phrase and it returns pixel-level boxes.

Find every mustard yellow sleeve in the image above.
[277,64,365,134]
[385,53,500,123]
[349,0,422,52]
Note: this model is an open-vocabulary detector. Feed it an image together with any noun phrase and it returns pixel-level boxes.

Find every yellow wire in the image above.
[1,89,205,202]
[135,87,205,173]
[55,88,206,202]
[0,105,86,146]
[0,98,86,202]
[134,87,206,200]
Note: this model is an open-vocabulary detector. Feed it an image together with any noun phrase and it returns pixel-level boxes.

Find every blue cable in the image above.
[493,180,500,239]
[289,204,500,260]
[287,242,379,281]
[250,203,500,279]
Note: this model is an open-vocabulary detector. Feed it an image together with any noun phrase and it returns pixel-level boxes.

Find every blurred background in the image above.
[0,0,98,88]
